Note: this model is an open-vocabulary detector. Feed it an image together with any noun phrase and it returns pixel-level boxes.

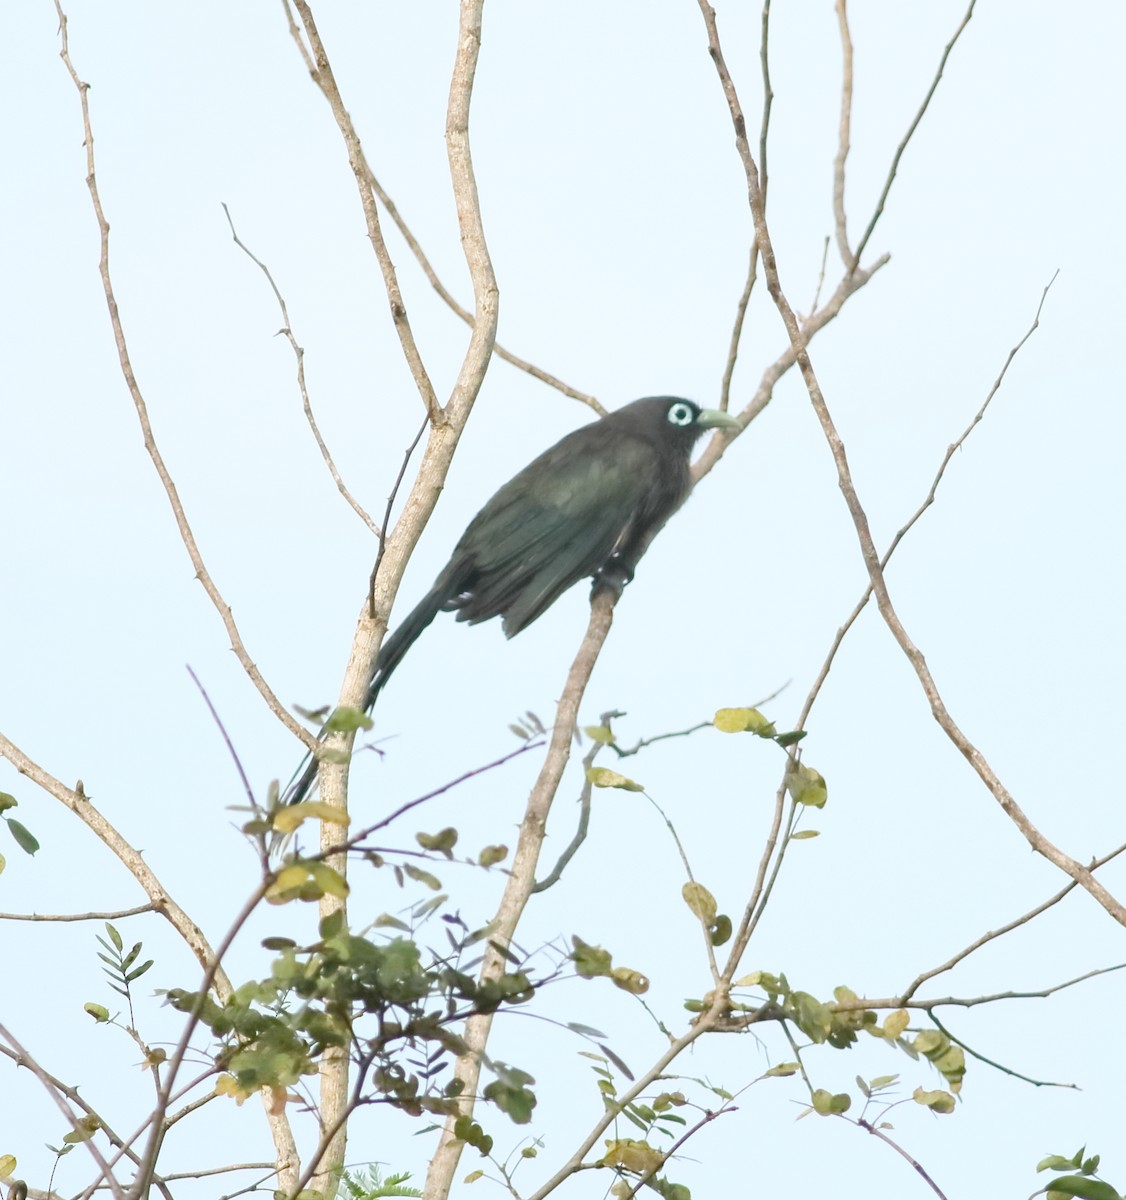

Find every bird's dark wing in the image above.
[452,431,671,636]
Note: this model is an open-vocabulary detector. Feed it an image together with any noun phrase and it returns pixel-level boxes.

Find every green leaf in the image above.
[105,923,124,952]
[765,1062,799,1077]
[709,914,732,947]
[478,844,508,868]
[789,830,819,840]
[811,1089,851,1116]
[572,937,613,979]
[453,1116,494,1156]
[0,793,17,814]
[7,820,40,856]
[416,828,458,856]
[403,864,442,891]
[319,910,345,940]
[1039,1178,1124,1200]
[83,1003,110,1023]
[324,706,374,733]
[774,730,807,747]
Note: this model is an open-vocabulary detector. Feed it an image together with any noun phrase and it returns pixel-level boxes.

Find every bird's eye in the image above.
[666,401,696,427]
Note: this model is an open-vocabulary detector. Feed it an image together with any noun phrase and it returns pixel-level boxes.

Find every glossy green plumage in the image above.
[368,396,737,704]
[283,396,736,810]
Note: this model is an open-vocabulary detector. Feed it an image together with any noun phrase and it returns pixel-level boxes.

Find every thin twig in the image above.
[532,736,602,893]
[220,202,380,535]
[289,0,440,422]
[0,1024,127,1200]
[851,0,976,268]
[830,962,1126,1012]
[717,0,772,412]
[697,0,1126,926]
[365,171,602,414]
[832,0,854,265]
[369,415,430,618]
[855,1118,950,1200]
[0,903,155,922]
[927,1012,1076,1090]
[797,271,1059,731]
[186,665,256,810]
[902,818,1114,1003]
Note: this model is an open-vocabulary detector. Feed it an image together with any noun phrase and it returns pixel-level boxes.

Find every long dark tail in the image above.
[363,580,452,710]
[280,580,454,812]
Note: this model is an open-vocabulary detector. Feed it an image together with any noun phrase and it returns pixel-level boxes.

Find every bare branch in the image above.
[718,0,772,412]
[365,170,602,414]
[289,0,439,421]
[423,587,620,1198]
[0,903,155,923]
[927,1012,1077,1090]
[51,1,316,752]
[0,733,231,991]
[832,0,854,264]
[854,1118,950,1200]
[695,0,1126,926]
[852,1,976,268]
[0,1023,127,1200]
[221,203,380,535]
[902,824,1122,1003]
[797,270,1059,730]
[832,961,1126,1012]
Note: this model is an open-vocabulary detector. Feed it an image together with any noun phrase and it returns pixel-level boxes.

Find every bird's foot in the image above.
[592,557,634,600]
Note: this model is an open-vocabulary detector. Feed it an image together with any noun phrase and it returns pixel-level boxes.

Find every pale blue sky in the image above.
[3,2,1125,1197]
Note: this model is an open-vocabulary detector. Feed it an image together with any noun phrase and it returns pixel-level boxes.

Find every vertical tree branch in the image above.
[290,0,440,423]
[422,591,616,1200]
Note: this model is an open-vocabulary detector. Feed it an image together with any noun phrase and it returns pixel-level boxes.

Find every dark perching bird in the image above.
[282,396,738,810]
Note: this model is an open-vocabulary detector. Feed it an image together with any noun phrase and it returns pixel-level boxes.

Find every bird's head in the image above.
[615,396,742,448]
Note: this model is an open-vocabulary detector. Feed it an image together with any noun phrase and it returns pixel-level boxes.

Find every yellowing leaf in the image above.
[713,707,776,736]
[600,1138,664,1173]
[306,862,350,898]
[883,1009,910,1040]
[272,801,350,833]
[682,881,718,923]
[0,1156,16,1179]
[583,725,616,745]
[787,765,828,808]
[215,1074,253,1105]
[265,864,311,904]
[586,767,644,792]
[610,967,650,995]
[913,1087,956,1114]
